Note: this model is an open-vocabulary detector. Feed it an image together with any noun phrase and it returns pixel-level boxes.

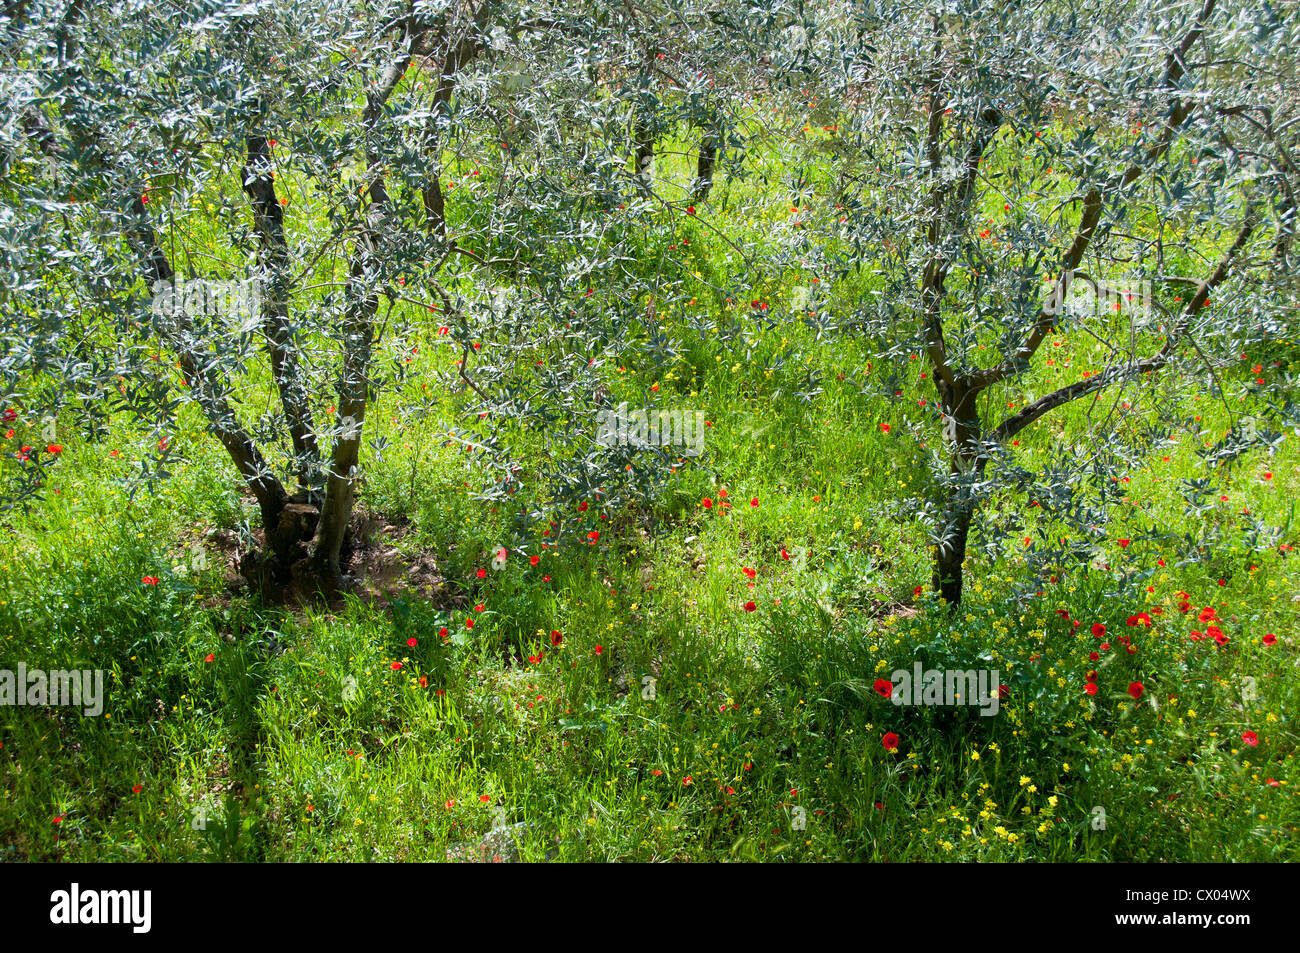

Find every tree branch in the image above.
[987,209,1256,445]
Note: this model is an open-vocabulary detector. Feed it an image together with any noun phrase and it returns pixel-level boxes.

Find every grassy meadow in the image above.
[2,123,1297,863]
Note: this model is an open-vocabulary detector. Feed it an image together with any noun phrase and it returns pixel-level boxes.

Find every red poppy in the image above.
[879,423,891,433]
[390,661,402,671]
[142,575,159,585]
[702,497,713,509]
[529,555,540,566]
[438,627,449,638]
[406,637,417,647]
[480,794,492,803]
[1242,730,1259,746]
[204,653,215,663]
[594,645,603,655]
[750,498,759,507]
[744,601,756,612]
[1118,538,1130,548]
[873,678,893,698]
[418,676,428,688]
[1127,682,1143,699]
[1263,633,1277,646]
[1085,683,1098,696]
[1091,623,1106,637]
[465,618,474,629]
[132,784,142,793]
[882,732,899,749]
[550,630,563,646]
[743,567,756,578]
[476,568,486,578]
[47,444,63,454]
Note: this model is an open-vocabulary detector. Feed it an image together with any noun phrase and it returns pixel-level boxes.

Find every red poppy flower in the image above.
[204,653,215,663]
[390,661,402,671]
[142,576,158,585]
[882,732,899,749]
[132,784,142,794]
[47,444,63,454]
[1118,538,1129,548]
[702,497,713,509]
[742,567,756,579]
[465,618,474,629]
[594,644,603,655]
[1127,682,1143,699]
[873,678,893,698]
[750,498,759,507]
[1262,633,1277,646]
[476,568,486,578]
[744,601,756,612]
[1242,730,1259,746]
[418,676,428,688]
[879,423,891,433]
[529,555,540,566]
[550,630,563,646]
[1091,623,1106,637]
[439,627,449,638]
[406,637,417,647]
[480,794,492,803]
[1085,683,1098,696]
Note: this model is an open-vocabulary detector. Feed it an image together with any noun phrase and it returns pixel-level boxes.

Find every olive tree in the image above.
[0,0,774,593]
[809,0,1296,603]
